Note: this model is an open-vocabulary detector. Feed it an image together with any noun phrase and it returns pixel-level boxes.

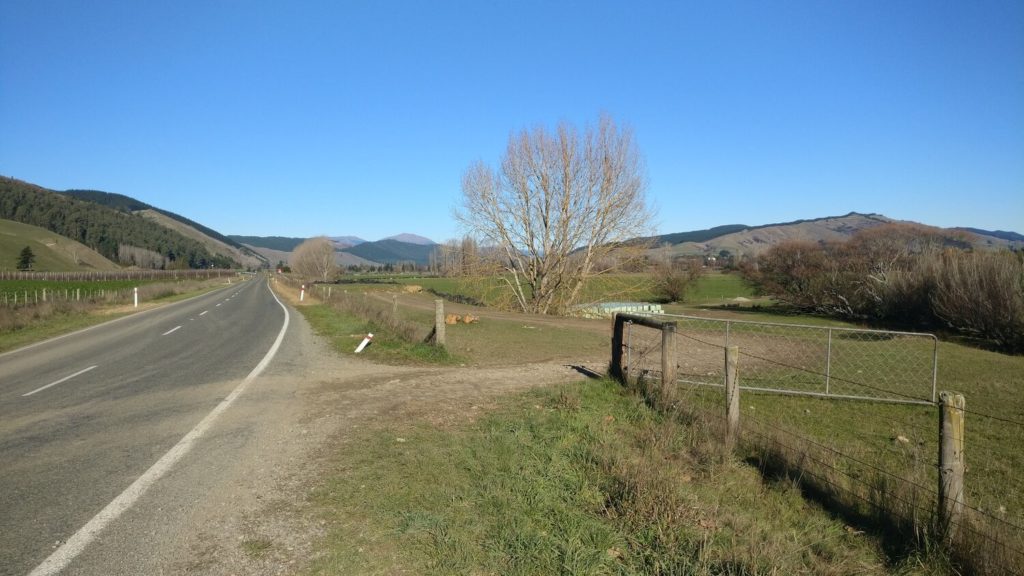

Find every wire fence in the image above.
[0,269,235,281]
[619,313,1024,576]
[0,270,238,308]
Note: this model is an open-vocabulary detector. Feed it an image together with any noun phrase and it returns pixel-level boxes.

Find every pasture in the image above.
[292,269,1023,574]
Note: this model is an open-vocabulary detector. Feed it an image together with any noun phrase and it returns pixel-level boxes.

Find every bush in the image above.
[651,257,704,303]
[932,250,1024,353]
[745,225,1024,352]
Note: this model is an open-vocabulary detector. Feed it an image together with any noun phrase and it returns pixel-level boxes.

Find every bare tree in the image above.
[652,256,704,303]
[290,236,338,282]
[457,115,653,314]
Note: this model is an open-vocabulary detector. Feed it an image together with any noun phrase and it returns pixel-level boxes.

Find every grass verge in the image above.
[308,378,951,575]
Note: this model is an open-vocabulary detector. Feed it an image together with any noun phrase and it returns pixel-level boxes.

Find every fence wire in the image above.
[621,314,1024,575]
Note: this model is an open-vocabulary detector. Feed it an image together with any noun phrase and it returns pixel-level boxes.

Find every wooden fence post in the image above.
[434,299,446,347]
[938,391,966,542]
[725,346,740,451]
[610,314,625,382]
[661,323,677,396]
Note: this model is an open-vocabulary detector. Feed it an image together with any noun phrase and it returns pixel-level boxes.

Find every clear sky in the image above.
[2,0,1022,242]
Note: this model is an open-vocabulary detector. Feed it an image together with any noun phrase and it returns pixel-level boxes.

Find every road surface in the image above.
[0,277,289,575]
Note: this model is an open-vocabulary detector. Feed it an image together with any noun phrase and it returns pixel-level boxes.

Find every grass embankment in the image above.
[274,279,459,365]
[0,277,239,353]
[308,378,949,575]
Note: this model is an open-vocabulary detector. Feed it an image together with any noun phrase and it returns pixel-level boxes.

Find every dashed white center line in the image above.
[23,365,98,397]
[199,310,208,316]
[216,303,222,307]
[162,326,182,336]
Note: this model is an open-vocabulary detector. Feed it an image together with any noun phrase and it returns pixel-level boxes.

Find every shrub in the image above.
[932,250,1024,353]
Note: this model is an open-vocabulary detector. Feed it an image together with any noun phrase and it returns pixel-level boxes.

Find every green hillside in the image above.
[64,189,249,251]
[0,219,119,271]
[228,235,308,252]
[0,177,236,268]
[341,238,436,265]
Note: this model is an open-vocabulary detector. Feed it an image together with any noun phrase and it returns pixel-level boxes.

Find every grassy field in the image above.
[384,270,758,310]
[307,378,953,575]
[289,269,1023,574]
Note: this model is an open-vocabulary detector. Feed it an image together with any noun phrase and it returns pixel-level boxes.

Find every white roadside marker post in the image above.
[300,284,305,302]
[355,333,374,353]
[134,287,138,308]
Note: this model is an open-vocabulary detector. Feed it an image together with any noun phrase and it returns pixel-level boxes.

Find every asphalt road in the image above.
[0,277,289,575]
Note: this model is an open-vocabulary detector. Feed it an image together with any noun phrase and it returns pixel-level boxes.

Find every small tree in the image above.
[17,246,35,270]
[290,237,338,281]
[652,257,704,303]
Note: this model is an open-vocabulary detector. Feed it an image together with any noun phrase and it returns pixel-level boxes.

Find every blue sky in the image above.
[2,1,1021,241]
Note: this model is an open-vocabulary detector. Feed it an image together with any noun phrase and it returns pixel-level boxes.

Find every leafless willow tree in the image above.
[290,236,338,282]
[457,115,653,314]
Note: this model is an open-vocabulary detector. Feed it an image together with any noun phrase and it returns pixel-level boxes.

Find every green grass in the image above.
[296,302,460,365]
[391,271,757,310]
[444,315,608,366]
[686,271,757,303]
[661,334,1024,574]
[308,379,950,575]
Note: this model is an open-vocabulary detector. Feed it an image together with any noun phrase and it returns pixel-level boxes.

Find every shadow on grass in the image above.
[743,445,944,570]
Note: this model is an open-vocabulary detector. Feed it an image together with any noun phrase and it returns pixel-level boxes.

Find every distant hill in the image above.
[956,228,1024,244]
[651,212,1022,257]
[382,233,435,246]
[642,225,750,246]
[0,177,236,268]
[64,190,265,268]
[228,235,307,252]
[341,238,436,265]
[330,235,366,247]
[0,219,119,271]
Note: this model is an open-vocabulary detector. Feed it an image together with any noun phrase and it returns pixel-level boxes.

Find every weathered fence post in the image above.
[725,345,740,451]
[661,323,677,396]
[938,391,966,542]
[434,299,446,347]
[606,313,622,381]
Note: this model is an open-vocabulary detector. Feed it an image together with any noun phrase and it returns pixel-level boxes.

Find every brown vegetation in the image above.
[289,236,338,282]
[746,223,1023,352]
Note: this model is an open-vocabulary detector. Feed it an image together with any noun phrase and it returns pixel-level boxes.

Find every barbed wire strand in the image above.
[745,414,940,496]
[746,431,939,524]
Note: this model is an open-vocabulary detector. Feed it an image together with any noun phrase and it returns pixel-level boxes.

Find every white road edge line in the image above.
[162,326,182,336]
[22,366,99,397]
[28,281,290,576]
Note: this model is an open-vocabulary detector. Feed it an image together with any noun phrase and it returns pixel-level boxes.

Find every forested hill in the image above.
[228,235,307,252]
[0,176,236,268]
[64,189,248,252]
